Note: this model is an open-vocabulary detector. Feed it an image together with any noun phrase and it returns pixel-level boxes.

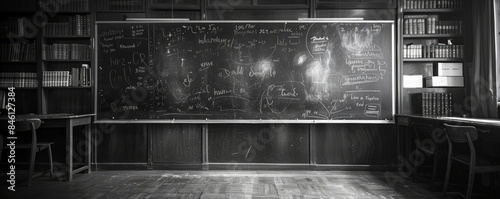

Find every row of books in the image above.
[403,44,463,59]
[43,15,91,36]
[97,0,143,11]
[43,67,90,87]
[0,42,36,61]
[0,18,29,37]
[42,43,91,60]
[403,0,462,9]
[404,16,461,35]
[0,72,37,88]
[411,92,453,116]
[41,0,90,12]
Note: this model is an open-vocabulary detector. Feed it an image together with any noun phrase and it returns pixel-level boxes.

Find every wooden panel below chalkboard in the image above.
[208,124,309,163]
[314,124,397,165]
[150,124,202,163]
[96,21,394,121]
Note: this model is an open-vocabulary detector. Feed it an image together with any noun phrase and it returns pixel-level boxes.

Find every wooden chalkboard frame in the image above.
[94,20,395,123]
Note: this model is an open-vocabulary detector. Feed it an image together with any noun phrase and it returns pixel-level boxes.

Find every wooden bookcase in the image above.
[0,0,39,114]
[0,0,94,115]
[398,0,468,116]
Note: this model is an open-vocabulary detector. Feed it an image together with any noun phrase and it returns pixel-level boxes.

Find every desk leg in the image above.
[66,120,73,182]
[86,124,91,174]
[0,134,3,161]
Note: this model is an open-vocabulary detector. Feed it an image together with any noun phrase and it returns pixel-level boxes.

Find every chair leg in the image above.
[431,153,439,190]
[48,145,53,178]
[466,166,475,199]
[28,145,37,186]
[0,135,3,163]
[413,150,420,183]
[443,159,453,199]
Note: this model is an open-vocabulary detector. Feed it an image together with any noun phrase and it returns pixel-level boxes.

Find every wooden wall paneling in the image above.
[96,124,147,163]
[206,9,308,20]
[316,0,396,9]
[315,124,398,165]
[309,124,316,165]
[42,89,92,114]
[149,124,202,164]
[95,13,146,21]
[148,10,202,20]
[316,9,396,20]
[208,124,309,164]
[13,90,38,114]
[202,124,208,169]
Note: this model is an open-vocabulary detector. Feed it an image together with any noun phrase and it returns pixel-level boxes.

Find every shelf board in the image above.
[0,60,36,63]
[0,87,37,90]
[44,59,91,63]
[95,10,145,13]
[0,36,37,40]
[403,34,463,38]
[56,11,91,14]
[43,35,91,39]
[403,87,464,89]
[403,58,464,62]
[43,86,91,89]
[403,8,463,13]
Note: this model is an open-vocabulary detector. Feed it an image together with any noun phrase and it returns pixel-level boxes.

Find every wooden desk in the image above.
[396,114,500,127]
[395,114,500,165]
[1,113,94,182]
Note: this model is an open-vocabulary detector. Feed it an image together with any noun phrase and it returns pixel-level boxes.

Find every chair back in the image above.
[444,123,478,143]
[411,119,437,142]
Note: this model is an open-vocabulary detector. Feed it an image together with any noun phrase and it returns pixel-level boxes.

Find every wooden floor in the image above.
[0,170,471,199]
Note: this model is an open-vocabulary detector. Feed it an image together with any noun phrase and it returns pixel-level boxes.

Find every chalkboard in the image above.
[96,21,394,121]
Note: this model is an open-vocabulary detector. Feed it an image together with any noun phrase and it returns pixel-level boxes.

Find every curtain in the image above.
[470,0,498,118]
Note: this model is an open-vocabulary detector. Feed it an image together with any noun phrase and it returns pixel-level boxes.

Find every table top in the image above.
[396,114,500,127]
[0,113,95,120]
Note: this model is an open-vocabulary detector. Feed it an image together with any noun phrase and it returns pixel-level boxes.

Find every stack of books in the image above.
[0,17,30,37]
[404,15,461,35]
[42,43,91,60]
[0,72,37,88]
[44,14,91,36]
[411,92,453,116]
[43,64,90,87]
[403,0,463,9]
[404,43,463,59]
[0,42,37,61]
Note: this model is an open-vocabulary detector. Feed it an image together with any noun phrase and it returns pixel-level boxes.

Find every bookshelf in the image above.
[40,0,93,115]
[0,2,39,114]
[0,0,94,115]
[399,0,468,116]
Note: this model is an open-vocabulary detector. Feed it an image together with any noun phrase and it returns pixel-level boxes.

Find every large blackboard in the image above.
[96,21,394,121]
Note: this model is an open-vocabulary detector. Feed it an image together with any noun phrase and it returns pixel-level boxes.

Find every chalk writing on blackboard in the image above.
[96,21,394,121]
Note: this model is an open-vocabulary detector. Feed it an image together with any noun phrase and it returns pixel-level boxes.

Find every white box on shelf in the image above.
[403,75,423,88]
[435,63,463,76]
[425,76,464,87]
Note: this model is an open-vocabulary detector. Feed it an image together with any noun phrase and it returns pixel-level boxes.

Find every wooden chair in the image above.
[410,119,445,190]
[442,123,500,199]
[0,118,54,186]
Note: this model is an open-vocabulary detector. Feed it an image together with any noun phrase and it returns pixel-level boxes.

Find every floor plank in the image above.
[0,170,489,199]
